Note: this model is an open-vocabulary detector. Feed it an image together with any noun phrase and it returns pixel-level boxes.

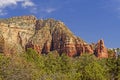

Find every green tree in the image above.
[75,54,108,80]
[106,56,120,80]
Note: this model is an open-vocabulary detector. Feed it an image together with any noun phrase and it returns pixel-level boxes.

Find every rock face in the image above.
[0,34,4,53]
[0,15,36,55]
[0,15,108,58]
[94,40,108,58]
[25,18,93,57]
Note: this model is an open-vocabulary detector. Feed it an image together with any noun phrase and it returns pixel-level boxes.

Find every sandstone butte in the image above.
[0,15,108,58]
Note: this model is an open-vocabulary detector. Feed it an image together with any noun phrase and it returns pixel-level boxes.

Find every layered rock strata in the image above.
[0,15,108,58]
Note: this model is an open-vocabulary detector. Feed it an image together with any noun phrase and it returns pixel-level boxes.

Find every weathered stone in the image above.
[94,40,108,58]
[0,34,4,53]
[0,15,109,58]
[0,15,35,54]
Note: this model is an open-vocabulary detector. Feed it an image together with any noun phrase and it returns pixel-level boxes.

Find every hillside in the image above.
[0,15,119,80]
[0,15,108,58]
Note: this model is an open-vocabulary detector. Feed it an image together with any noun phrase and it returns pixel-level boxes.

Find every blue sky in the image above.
[0,0,120,48]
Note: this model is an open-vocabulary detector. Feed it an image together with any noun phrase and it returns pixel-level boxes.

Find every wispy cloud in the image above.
[43,8,56,13]
[0,9,7,16]
[0,0,66,16]
[30,7,37,14]
[0,0,17,8]
[111,0,120,17]
[101,0,120,17]
[0,0,36,16]
[22,0,35,8]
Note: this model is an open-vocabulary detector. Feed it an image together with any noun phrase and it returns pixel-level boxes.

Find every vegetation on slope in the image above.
[0,48,119,80]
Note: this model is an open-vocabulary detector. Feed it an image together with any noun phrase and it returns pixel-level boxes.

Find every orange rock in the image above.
[0,15,109,58]
[95,40,108,58]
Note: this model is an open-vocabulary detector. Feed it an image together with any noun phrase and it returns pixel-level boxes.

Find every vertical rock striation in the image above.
[0,15,108,58]
[0,15,36,54]
[94,40,108,58]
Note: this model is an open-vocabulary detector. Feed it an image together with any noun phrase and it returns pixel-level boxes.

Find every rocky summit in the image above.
[0,15,108,58]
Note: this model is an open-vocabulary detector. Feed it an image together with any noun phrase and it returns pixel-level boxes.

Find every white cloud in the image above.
[0,0,22,8]
[0,0,57,16]
[0,9,7,16]
[22,0,35,8]
[0,0,17,8]
[43,8,56,13]
[111,0,120,17]
[0,0,36,16]
[30,7,37,14]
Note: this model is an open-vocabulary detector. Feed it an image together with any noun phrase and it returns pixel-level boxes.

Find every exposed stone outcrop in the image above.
[0,15,36,54]
[0,15,108,58]
[94,40,108,58]
[0,34,4,53]
[26,18,94,57]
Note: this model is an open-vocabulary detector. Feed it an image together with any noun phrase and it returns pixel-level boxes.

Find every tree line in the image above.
[0,48,120,80]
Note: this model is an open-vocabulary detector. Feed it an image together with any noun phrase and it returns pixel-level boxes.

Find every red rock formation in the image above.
[0,15,36,54]
[64,38,77,57]
[75,43,94,56]
[84,44,94,54]
[25,41,41,54]
[95,40,108,58]
[0,15,109,58]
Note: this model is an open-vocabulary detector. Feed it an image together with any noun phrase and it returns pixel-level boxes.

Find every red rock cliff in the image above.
[0,15,108,58]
